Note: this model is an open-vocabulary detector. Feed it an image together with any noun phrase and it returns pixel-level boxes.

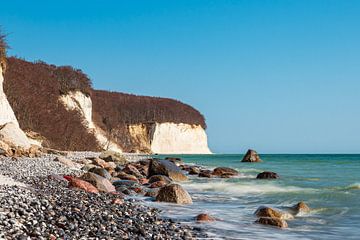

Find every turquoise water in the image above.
[149,154,360,240]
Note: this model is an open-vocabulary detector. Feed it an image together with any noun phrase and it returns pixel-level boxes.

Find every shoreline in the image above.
[0,152,205,239]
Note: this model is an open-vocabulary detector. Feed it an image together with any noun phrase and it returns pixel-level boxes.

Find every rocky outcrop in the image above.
[242,149,262,162]
[0,65,30,149]
[256,171,279,179]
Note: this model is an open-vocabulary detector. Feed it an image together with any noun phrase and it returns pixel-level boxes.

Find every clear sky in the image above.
[1,0,360,153]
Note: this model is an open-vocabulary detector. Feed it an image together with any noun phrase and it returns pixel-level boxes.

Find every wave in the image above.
[184,181,312,196]
[328,183,360,191]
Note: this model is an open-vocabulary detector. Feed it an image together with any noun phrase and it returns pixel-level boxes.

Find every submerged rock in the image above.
[291,201,310,215]
[198,170,212,178]
[195,213,216,222]
[156,184,192,204]
[255,206,293,220]
[148,159,188,182]
[241,149,262,162]
[212,167,239,177]
[256,217,288,228]
[188,166,200,175]
[256,171,279,179]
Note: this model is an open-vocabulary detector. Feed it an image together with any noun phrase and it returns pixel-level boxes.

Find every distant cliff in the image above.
[3,57,211,154]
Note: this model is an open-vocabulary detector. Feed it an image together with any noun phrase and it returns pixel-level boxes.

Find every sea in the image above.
[146,154,360,240]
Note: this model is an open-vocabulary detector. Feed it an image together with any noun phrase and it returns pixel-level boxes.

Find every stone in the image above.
[149,181,167,189]
[148,175,172,184]
[112,180,141,189]
[81,172,116,193]
[241,149,262,162]
[165,157,183,166]
[156,184,192,204]
[93,157,108,168]
[68,177,99,193]
[82,164,97,172]
[256,171,279,179]
[188,166,200,175]
[114,171,139,182]
[212,167,239,177]
[198,170,212,178]
[54,156,80,169]
[256,217,288,228]
[89,167,112,180]
[111,198,124,205]
[99,150,127,165]
[255,207,293,220]
[195,213,216,222]
[291,201,310,215]
[148,159,188,182]
[139,178,149,185]
[145,188,160,198]
[123,164,144,178]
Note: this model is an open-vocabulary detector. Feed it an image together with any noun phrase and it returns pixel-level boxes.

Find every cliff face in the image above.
[0,66,30,148]
[4,58,212,154]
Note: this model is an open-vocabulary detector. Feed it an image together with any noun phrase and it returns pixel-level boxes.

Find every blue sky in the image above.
[1,0,360,153]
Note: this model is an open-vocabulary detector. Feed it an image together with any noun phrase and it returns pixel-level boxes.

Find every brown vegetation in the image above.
[0,30,7,70]
[4,57,100,151]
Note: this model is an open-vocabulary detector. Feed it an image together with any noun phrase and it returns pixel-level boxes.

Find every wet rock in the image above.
[156,184,192,204]
[165,157,183,166]
[139,178,149,185]
[255,206,293,220]
[149,181,167,189]
[212,167,239,177]
[81,172,116,193]
[291,201,310,215]
[89,167,112,180]
[195,214,216,222]
[145,188,160,198]
[148,159,188,182]
[188,166,200,175]
[241,149,262,162]
[256,171,279,179]
[99,151,127,165]
[148,175,172,184]
[256,217,288,228]
[198,170,212,178]
[68,177,99,193]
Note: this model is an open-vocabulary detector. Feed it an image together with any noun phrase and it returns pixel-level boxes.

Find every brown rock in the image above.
[212,167,239,177]
[149,181,167,188]
[68,177,99,193]
[256,217,288,228]
[123,164,144,178]
[291,201,310,215]
[256,171,279,179]
[148,159,188,182]
[114,171,139,182]
[148,175,172,184]
[93,157,108,168]
[255,207,293,220]
[81,172,116,193]
[139,178,149,185]
[198,170,212,178]
[195,213,216,222]
[156,184,192,204]
[112,198,124,205]
[89,167,112,180]
[99,150,127,165]
[242,149,262,162]
[188,166,200,175]
[145,188,160,198]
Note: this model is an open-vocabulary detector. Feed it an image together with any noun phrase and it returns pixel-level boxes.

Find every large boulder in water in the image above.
[256,217,288,228]
[81,172,115,193]
[212,167,239,177]
[241,149,262,162]
[156,184,192,204]
[290,201,310,215]
[148,175,172,184]
[148,159,188,182]
[256,171,279,179]
[255,206,294,220]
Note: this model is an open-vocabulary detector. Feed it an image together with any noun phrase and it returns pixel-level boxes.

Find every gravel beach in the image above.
[0,153,204,239]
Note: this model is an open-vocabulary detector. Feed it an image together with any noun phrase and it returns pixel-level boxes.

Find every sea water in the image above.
[147,154,360,240]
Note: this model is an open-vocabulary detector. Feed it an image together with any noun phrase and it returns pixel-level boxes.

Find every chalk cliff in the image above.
[0,65,30,148]
[60,91,211,154]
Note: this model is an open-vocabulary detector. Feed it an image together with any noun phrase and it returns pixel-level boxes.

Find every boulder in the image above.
[148,175,172,184]
[54,156,80,169]
[123,164,144,178]
[0,123,31,149]
[82,164,97,172]
[68,177,99,193]
[81,172,115,193]
[212,167,239,177]
[156,184,192,204]
[256,171,279,179]
[255,206,293,220]
[241,149,262,162]
[145,188,160,198]
[89,167,112,180]
[92,157,108,168]
[114,171,139,182]
[195,213,216,222]
[290,201,310,215]
[149,181,167,189]
[165,157,183,166]
[256,217,288,228]
[148,159,188,182]
[188,166,200,175]
[99,150,127,165]
[112,180,141,189]
[198,170,212,178]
